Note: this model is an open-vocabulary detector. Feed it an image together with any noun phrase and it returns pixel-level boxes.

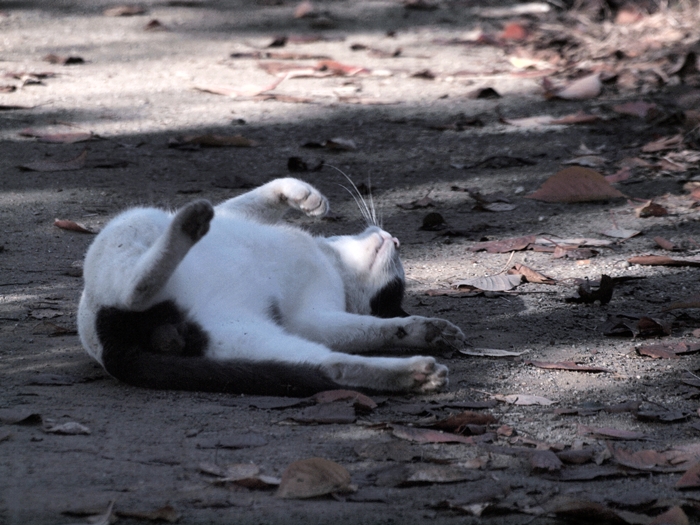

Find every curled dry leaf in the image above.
[54,219,97,234]
[168,134,257,148]
[104,5,147,16]
[547,73,602,100]
[654,236,680,251]
[641,134,683,153]
[634,200,668,217]
[527,361,612,373]
[676,463,700,490]
[19,150,87,172]
[469,235,536,253]
[460,348,530,357]
[508,263,557,284]
[312,389,377,410]
[392,425,475,444]
[612,101,657,118]
[565,274,614,305]
[600,228,640,240]
[452,274,522,292]
[526,167,625,203]
[636,342,700,359]
[194,75,286,98]
[494,394,554,406]
[44,421,91,435]
[577,425,646,440]
[276,458,353,499]
[629,255,700,267]
[19,128,95,144]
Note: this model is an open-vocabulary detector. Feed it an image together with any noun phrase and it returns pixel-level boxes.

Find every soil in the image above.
[2,1,700,524]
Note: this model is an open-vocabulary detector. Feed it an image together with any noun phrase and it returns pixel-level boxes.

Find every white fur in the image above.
[78,178,465,393]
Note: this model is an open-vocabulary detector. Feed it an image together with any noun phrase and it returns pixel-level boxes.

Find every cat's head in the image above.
[325,226,409,319]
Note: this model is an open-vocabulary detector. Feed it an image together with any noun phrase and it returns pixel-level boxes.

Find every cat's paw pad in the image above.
[280,179,329,218]
[407,356,448,392]
[176,200,214,243]
[421,318,466,350]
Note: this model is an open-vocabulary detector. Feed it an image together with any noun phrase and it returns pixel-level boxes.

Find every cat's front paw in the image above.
[401,317,466,350]
[279,178,329,218]
[175,200,214,243]
[407,356,448,393]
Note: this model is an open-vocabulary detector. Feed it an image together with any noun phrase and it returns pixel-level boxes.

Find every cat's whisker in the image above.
[327,165,376,226]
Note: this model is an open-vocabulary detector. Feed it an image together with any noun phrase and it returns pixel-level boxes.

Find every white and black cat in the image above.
[78,178,464,396]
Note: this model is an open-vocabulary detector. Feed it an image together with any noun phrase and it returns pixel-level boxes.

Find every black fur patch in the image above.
[370,278,409,318]
[96,301,343,396]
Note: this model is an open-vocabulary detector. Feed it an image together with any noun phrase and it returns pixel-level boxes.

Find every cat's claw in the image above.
[175,200,214,243]
[407,356,448,392]
[279,179,329,218]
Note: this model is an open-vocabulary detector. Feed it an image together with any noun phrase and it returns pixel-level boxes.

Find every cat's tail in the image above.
[95,302,344,397]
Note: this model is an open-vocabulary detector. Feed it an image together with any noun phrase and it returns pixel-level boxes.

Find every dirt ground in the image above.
[3,1,700,523]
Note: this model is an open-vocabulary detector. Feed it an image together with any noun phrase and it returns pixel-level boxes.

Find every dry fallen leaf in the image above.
[612,101,657,118]
[469,235,536,253]
[460,348,530,357]
[494,394,554,406]
[168,134,257,148]
[452,274,522,292]
[54,219,97,234]
[577,425,646,440]
[392,425,475,444]
[19,128,95,144]
[276,458,353,499]
[629,255,700,267]
[676,462,700,490]
[507,263,555,284]
[527,361,612,373]
[44,421,91,435]
[547,73,602,100]
[19,150,88,172]
[641,134,683,153]
[104,5,147,16]
[526,167,625,203]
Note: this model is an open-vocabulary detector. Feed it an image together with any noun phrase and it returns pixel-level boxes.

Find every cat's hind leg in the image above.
[215,178,328,224]
[83,200,214,310]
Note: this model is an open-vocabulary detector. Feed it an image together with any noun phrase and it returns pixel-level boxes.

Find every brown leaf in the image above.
[194,75,286,98]
[526,167,625,203]
[548,73,602,100]
[291,402,356,424]
[494,394,554,406]
[500,21,528,41]
[612,446,676,471]
[507,263,556,284]
[0,409,42,425]
[104,5,147,16]
[637,342,700,359]
[641,134,683,153]
[676,462,700,490]
[19,128,95,143]
[604,168,632,184]
[629,255,700,267]
[44,421,91,435]
[144,19,167,31]
[635,200,668,217]
[650,507,689,525]
[529,450,563,472]
[612,101,657,118]
[397,196,436,210]
[19,150,87,172]
[276,458,353,499]
[528,361,612,373]
[431,411,497,434]
[54,219,97,234]
[600,227,640,239]
[469,235,536,253]
[664,294,700,311]
[549,111,600,125]
[168,134,257,148]
[312,390,377,410]
[452,274,522,292]
[392,425,475,444]
[577,425,647,440]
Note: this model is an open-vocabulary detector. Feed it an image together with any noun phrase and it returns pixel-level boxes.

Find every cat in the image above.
[77,178,465,397]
